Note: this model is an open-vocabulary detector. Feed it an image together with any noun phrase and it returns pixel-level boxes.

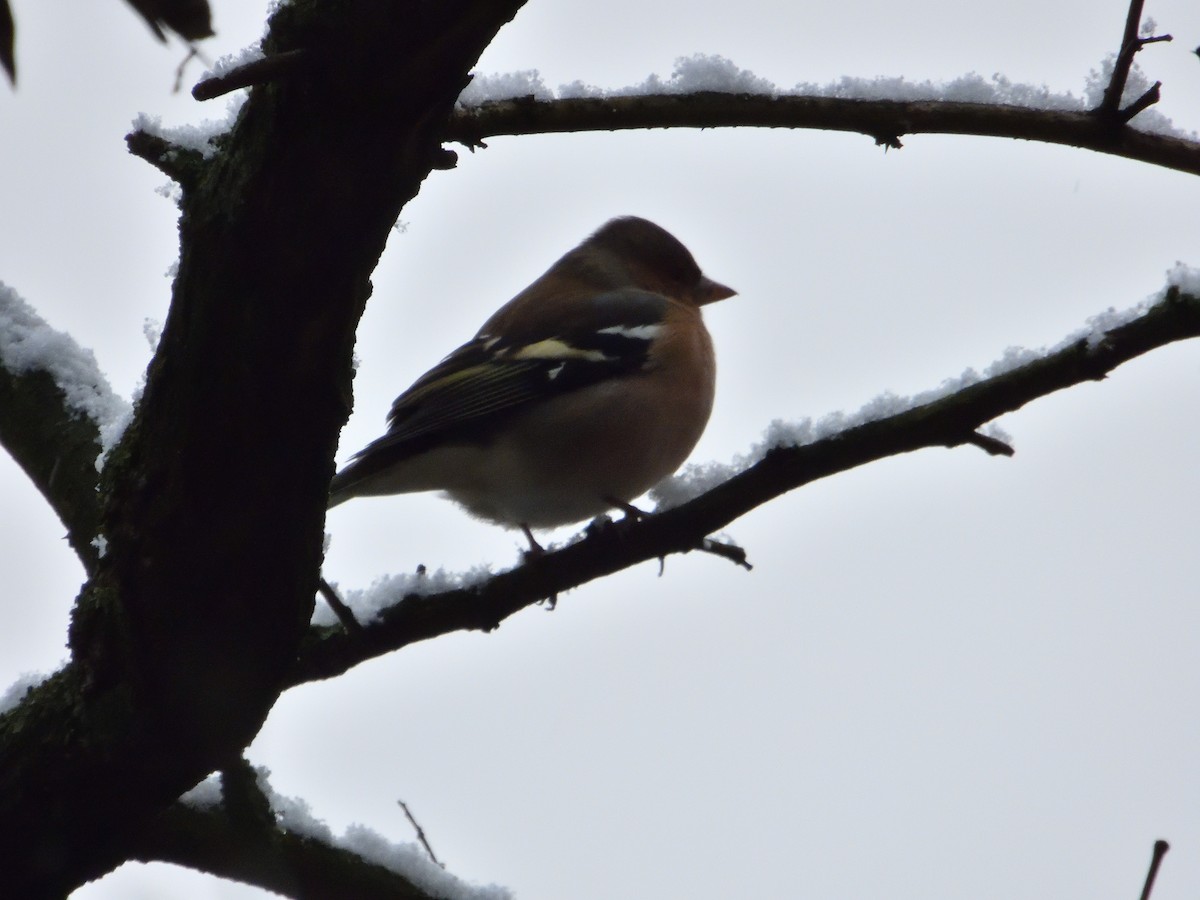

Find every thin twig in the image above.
[1118,82,1162,124]
[965,431,1015,456]
[1101,0,1149,116]
[397,800,444,868]
[192,49,309,101]
[698,537,753,570]
[1138,840,1169,900]
[317,576,363,633]
[1098,0,1172,121]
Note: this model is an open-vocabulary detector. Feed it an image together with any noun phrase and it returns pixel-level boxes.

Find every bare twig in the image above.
[698,537,753,570]
[1138,839,1170,900]
[1101,0,1149,116]
[1118,82,1162,124]
[1099,0,1173,120]
[192,49,309,101]
[1,0,15,85]
[398,801,443,868]
[965,431,1015,456]
[318,577,363,633]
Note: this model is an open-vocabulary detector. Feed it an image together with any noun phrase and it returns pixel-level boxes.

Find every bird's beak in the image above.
[696,275,737,305]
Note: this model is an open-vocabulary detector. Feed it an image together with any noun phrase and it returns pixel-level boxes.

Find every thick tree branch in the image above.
[291,285,1200,687]
[0,2,530,896]
[0,363,104,573]
[136,799,453,900]
[447,93,1200,177]
[0,288,127,574]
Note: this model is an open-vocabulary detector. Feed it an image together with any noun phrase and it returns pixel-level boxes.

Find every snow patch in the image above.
[0,282,132,465]
[181,768,510,899]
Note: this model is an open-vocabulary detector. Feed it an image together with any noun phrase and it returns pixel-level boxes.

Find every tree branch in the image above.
[0,289,123,574]
[0,363,104,572]
[1139,839,1170,900]
[124,0,213,43]
[447,93,1200,177]
[289,285,1200,687]
[1098,0,1165,119]
[125,129,210,190]
[0,2,531,895]
[135,799,456,900]
[192,49,311,100]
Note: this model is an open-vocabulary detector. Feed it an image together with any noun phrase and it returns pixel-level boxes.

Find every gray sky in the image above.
[2,1,1199,897]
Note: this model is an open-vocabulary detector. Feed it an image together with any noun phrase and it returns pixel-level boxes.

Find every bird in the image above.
[328,216,735,539]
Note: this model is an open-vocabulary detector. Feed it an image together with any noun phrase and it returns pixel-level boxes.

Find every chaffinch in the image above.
[328,216,734,532]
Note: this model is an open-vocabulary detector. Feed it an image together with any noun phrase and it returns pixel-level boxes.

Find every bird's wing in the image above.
[359,288,671,459]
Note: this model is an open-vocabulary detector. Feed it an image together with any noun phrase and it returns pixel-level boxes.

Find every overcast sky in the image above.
[3,1,1200,897]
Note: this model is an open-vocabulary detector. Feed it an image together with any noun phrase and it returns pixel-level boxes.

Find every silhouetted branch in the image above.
[1098,0,1172,120]
[398,801,444,869]
[0,0,13,85]
[0,303,112,573]
[1139,839,1170,900]
[125,129,209,189]
[136,799,450,900]
[448,93,1200,177]
[192,49,310,100]
[289,285,1200,687]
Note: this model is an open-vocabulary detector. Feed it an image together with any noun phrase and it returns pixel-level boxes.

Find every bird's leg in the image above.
[520,524,544,558]
[519,524,560,609]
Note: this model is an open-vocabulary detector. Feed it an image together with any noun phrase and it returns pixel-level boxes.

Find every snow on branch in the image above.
[0,284,130,455]
[144,766,510,899]
[289,269,1200,688]
[0,283,131,570]
[447,50,1200,175]
[312,565,495,628]
[655,263,1200,507]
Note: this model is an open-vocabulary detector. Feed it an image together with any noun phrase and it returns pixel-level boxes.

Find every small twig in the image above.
[1138,840,1169,900]
[398,800,444,868]
[192,49,310,101]
[600,498,750,569]
[1099,0,1172,120]
[1101,0,1149,116]
[1,0,15,85]
[317,576,363,633]
[965,431,1015,457]
[697,537,753,570]
[1118,82,1162,124]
